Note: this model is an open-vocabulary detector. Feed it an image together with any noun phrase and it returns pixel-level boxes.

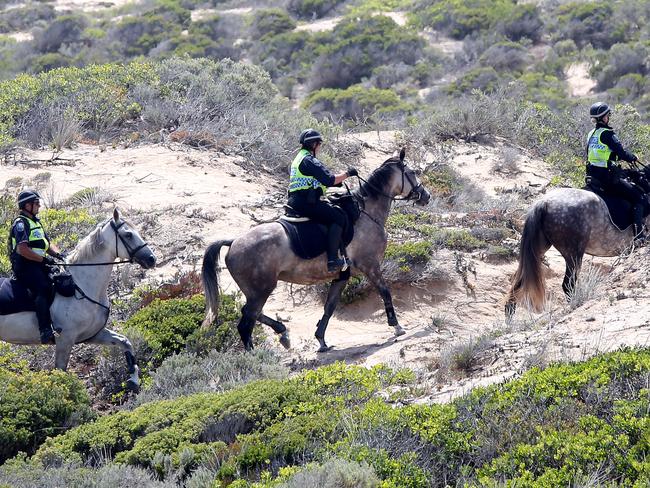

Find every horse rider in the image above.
[288,128,358,272]
[8,190,64,343]
[586,102,647,242]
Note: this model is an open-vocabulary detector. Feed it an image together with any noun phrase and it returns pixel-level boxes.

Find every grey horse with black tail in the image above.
[505,187,647,317]
[202,149,431,352]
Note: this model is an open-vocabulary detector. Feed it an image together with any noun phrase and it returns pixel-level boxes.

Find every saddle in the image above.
[584,176,650,231]
[0,270,76,316]
[277,193,361,260]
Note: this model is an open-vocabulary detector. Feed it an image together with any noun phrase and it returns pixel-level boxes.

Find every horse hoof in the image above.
[394,326,406,337]
[279,332,291,350]
[317,344,333,353]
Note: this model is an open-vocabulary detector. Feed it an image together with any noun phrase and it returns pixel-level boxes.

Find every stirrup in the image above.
[327,258,346,272]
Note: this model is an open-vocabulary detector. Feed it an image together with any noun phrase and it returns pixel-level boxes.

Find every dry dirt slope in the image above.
[2,133,649,402]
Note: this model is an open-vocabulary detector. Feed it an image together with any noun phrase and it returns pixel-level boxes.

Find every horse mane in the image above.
[67,221,106,263]
[357,157,402,199]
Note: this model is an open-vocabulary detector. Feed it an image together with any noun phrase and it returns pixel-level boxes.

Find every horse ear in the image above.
[399,148,406,163]
[113,208,120,222]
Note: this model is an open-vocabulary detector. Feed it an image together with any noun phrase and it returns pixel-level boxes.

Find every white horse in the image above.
[0,209,156,389]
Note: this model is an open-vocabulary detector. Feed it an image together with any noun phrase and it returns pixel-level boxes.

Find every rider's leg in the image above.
[17,262,54,344]
[326,223,345,271]
[609,179,647,241]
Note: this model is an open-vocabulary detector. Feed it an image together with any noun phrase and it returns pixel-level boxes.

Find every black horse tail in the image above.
[507,201,550,314]
[201,239,234,327]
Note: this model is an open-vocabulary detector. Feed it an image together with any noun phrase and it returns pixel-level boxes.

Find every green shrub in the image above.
[309,16,424,91]
[385,241,434,269]
[273,458,379,487]
[416,0,517,39]
[478,41,530,73]
[303,85,411,121]
[34,14,88,53]
[251,9,296,39]
[287,0,347,20]
[553,2,624,49]
[122,294,240,367]
[0,345,93,463]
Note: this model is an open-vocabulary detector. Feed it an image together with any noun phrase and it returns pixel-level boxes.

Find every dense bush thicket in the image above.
[8,349,650,486]
[0,345,93,464]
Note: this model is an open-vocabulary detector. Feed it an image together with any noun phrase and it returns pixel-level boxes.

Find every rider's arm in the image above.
[16,242,47,262]
[300,155,350,187]
[602,130,638,163]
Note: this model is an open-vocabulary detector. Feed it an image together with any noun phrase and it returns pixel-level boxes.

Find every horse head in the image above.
[384,148,431,205]
[103,208,156,269]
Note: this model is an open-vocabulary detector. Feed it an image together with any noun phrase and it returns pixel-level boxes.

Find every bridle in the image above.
[62,219,149,267]
[352,161,426,228]
[356,162,425,203]
[55,220,150,318]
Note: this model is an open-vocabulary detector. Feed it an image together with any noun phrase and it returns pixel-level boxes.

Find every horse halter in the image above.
[357,161,425,202]
[110,220,149,263]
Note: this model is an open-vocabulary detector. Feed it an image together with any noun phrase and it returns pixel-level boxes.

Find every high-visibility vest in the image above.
[10,215,49,257]
[288,149,327,194]
[586,127,613,168]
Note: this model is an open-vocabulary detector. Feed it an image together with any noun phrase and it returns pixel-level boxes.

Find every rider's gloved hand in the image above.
[347,167,359,177]
[42,256,56,266]
[51,251,64,261]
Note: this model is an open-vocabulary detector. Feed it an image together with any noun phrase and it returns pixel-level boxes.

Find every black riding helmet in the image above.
[299,128,323,146]
[17,189,41,209]
[590,102,611,120]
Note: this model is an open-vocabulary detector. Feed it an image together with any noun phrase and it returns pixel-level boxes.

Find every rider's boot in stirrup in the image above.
[326,224,346,272]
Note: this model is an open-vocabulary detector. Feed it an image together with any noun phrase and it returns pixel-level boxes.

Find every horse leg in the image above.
[238,291,274,351]
[54,336,74,371]
[363,265,404,337]
[561,254,583,300]
[257,314,290,349]
[84,328,140,391]
[315,277,349,353]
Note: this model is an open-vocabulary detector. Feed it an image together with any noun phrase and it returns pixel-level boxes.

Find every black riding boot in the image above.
[326,224,346,272]
[633,204,646,243]
[34,295,54,344]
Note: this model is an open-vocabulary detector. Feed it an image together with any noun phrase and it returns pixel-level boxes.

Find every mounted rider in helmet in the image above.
[8,190,64,343]
[288,129,358,272]
[585,102,647,242]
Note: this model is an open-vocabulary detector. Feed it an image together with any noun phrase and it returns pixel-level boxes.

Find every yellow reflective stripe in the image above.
[288,149,328,194]
[587,127,612,167]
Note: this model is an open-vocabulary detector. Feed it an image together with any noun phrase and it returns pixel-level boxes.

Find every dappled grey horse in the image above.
[505,187,647,317]
[0,209,156,389]
[202,149,431,351]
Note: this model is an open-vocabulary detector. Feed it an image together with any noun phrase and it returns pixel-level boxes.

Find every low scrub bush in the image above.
[553,2,624,49]
[121,293,240,368]
[303,85,411,121]
[250,9,296,40]
[273,458,379,487]
[0,345,93,463]
[415,0,518,39]
[287,0,347,20]
[308,16,424,91]
[21,350,650,486]
[134,349,289,404]
[0,460,174,488]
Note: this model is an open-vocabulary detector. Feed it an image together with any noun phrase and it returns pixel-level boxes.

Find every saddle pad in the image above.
[278,219,355,260]
[0,278,35,315]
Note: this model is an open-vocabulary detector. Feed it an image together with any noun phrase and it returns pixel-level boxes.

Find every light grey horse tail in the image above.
[202,239,234,327]
[508,200,550,312]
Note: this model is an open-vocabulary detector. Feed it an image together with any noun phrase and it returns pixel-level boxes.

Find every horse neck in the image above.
[356,190,393,226]
[68,244,115,303]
